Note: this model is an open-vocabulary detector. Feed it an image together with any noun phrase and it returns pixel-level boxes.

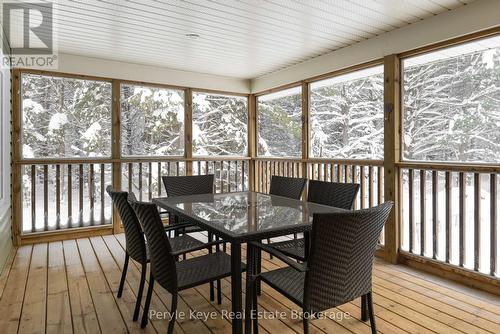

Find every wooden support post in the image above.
[248,94,257,191]
[184,88,193,176]
[383,54,401,264]
[301,82,310,184]
[11,69,22,246]
[111,79,122,234]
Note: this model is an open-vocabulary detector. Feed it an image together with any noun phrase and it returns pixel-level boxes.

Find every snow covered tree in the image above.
[192,93,247,156]
[257,87,302,157]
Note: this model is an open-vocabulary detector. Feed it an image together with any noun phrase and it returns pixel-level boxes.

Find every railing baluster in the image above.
[338,164,343,183]
[474,173,481,271]
[490,174,497,276]
[378,166,383,205]
[409,169,414,253]
[68,165,72,227]
[100,164,105,225]
[44,165,48,231]
[445,171,451,263]
[89,164,95,226]
[360,166,366,209]
[157,162,162,197]
[31,165,36,232]
[79,164,84,227]
[148,162,152,201]
[432,170,438,260]
[128,163,133,192]
[420,170,426,257]
[138,163,143,201]
[369,166,374,208]
[56,165,61,230]
[459,172,465,267]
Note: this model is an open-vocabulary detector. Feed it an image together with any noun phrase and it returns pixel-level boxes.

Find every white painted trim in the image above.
[251,0,500,93]
[55,53,251,94]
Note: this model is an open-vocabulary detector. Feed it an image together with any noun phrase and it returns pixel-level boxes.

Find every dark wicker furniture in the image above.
[153,191,345,334]
[269,175,307,200]
[106,186,204,322]
[269,180,360,261]
[128,195,245,333]
[245,202,393,334]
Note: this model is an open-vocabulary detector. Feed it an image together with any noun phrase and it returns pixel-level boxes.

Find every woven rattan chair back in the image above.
[269,176,307,200]
[106,186,147,263]
[162,174,215,197]
[304,201,393,312]
[307,180,360,209]
[128,193,178,293]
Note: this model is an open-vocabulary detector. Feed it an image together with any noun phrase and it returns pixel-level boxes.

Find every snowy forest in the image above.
[403,43,500,163]
[257,87,302,157]
[21,74,112,158]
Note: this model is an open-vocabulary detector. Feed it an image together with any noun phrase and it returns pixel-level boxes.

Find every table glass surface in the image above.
[155,191,343,237]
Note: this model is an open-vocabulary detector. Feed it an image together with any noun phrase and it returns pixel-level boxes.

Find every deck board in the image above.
[0,234,498,334]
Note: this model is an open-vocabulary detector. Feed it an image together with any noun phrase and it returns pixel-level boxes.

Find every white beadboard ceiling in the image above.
[8,0,475,79]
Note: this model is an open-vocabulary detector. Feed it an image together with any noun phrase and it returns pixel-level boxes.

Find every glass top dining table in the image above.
[153,191,345,334]
[153,191,345,242]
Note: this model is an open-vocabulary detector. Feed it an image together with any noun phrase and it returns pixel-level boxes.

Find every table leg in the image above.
[231,242,243,334]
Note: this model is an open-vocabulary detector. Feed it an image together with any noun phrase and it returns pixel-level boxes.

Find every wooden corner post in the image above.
[111,79,122,233]
[11,69,22,246]
[301,82,310,181]
[383,54,401,264]
[248,94,257,191]
[184,88,193,176]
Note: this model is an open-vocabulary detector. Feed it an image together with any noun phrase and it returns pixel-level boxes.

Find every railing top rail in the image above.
[398,162,500,173]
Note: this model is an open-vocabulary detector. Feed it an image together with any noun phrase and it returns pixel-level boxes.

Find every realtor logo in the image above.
[1,2,57,68]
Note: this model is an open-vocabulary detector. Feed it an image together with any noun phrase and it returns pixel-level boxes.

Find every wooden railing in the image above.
[20,161,113,234]
[399,162,499,278]
[122,157,249,201]
[254,157,385,243]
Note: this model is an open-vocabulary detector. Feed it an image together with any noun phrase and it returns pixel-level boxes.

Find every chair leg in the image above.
[208,232,215,301]
[167,293,178,334]
[302,312,309,334]
[252,277,259,334]
[141,272,155,328]
[256,249,262,295]
[117,253,129,298]
[133,263,147,321]
[217,279,222,305]
[361,294,368,321]
[367,292,377,334]
[267,238,273,259]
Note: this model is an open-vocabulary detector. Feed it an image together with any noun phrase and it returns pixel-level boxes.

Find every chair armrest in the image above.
[249,241,308,272]
[171,240,226,256]
[163,222,197,232]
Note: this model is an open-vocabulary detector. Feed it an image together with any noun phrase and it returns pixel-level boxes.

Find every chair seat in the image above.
[143,234,204,262]
[176,252,245,290]
[261,267,305,307]
[270,238,306,261]
[170,234,205,252]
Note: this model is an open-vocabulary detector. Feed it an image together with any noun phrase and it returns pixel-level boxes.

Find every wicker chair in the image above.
[245,202,393,334]
[161,174,215,235]
[128,194,245,333]
[266,176,308,256]
[269,180,360,261]
[106,186,204,322]
[162,174,224,301]
[269,175,307,200]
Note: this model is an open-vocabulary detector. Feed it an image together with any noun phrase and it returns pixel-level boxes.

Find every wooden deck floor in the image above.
[0,234,499,334]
